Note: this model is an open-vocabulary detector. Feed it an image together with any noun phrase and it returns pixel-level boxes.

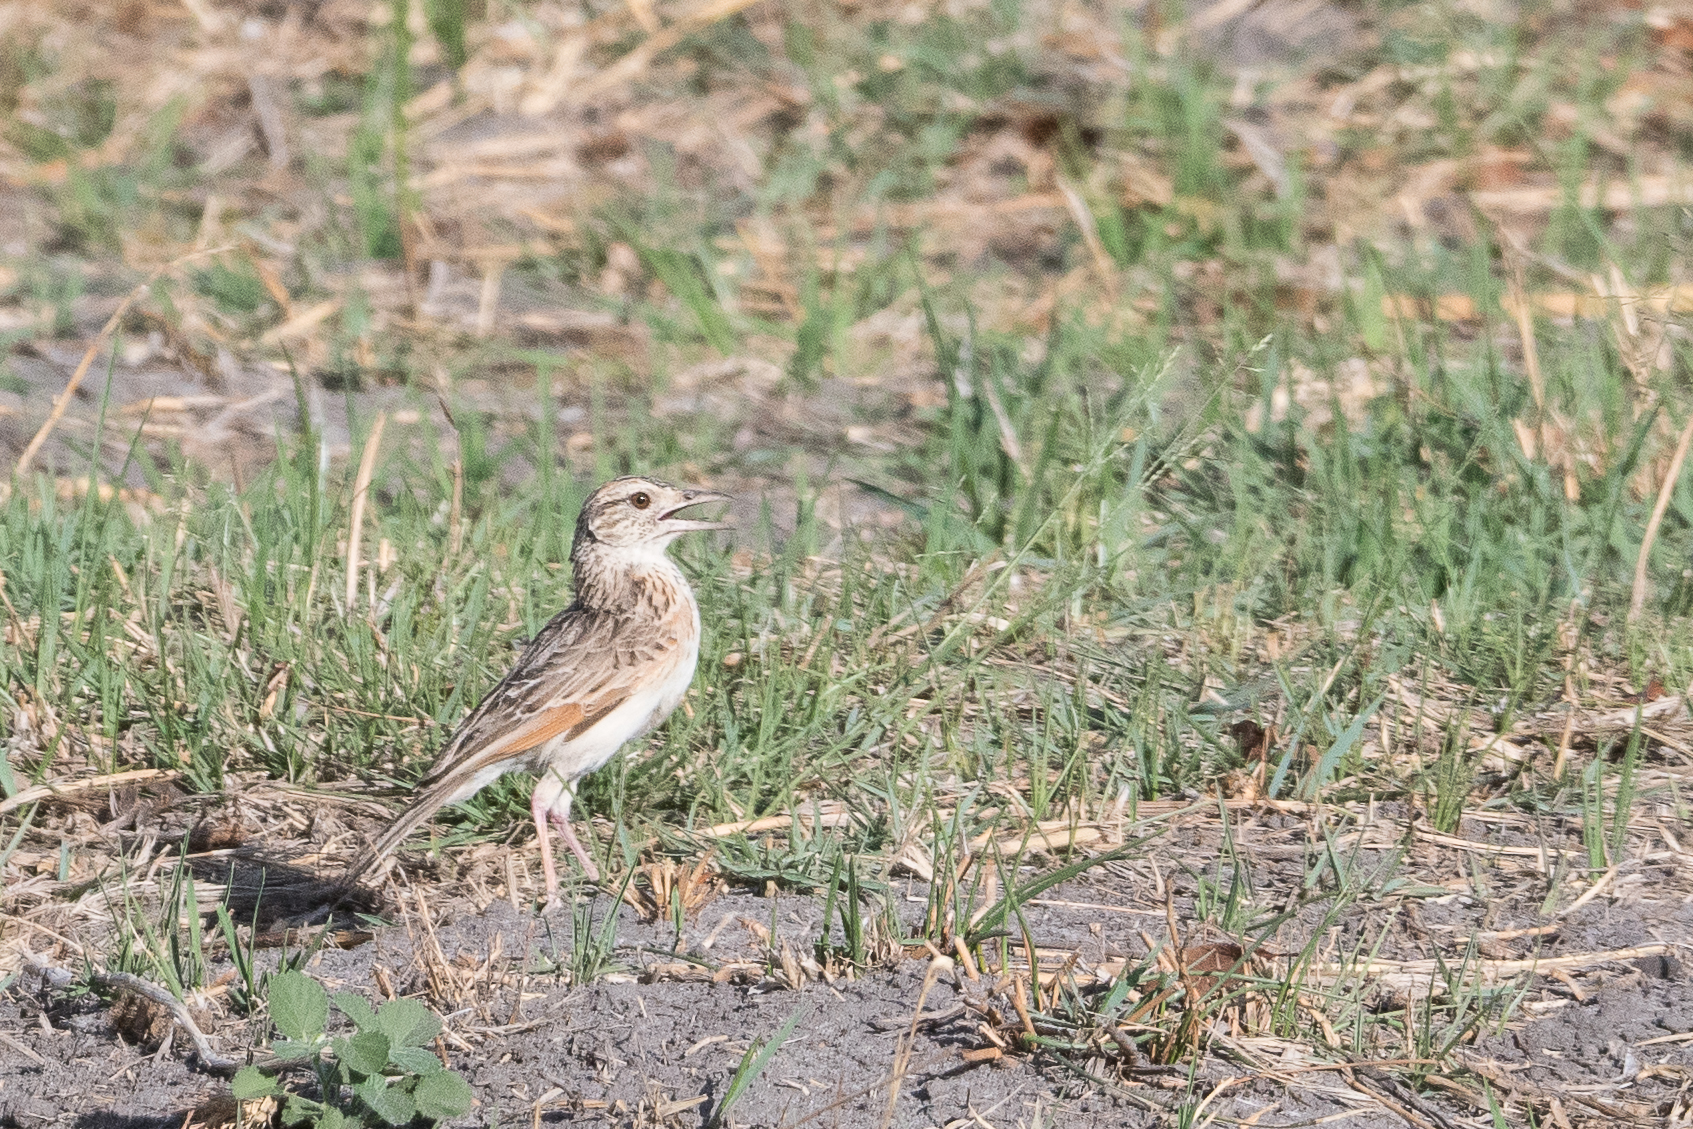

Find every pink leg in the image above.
[549,806,601,882]
[529,789,562,904]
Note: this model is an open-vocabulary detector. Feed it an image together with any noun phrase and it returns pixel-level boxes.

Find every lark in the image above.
[345,476,730,904]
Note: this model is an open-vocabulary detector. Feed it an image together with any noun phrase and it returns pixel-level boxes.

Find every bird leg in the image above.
[530,776,601,907]
[529,788,561,907]
[548,805,601,883]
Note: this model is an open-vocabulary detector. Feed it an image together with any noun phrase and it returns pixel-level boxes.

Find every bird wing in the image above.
[419,603,682,785]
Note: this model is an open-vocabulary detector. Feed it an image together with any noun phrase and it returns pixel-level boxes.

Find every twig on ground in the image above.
[23,955,240,1073]
[778,1048,957,1128]
[1341,1064,1458,1129]
[0,913,87,954]
[0,1029,47,1066]
[1557,864,1619,918]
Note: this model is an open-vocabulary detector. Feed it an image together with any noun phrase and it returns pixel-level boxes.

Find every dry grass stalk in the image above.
[1005,974,1035,1041]
[878,954,950,1129]
[951,935,979,980]
[248,73,290,168]
[622,0,661,33]
[345,412,389,616]
[1558,865,1619,918]
[1470,174,1693,213]
[1504,265,1545,461]
[13,246,231,479]
[402,879,462,1005]
[0,768,181,817]
[449,457,464,556]
[1313,943,1670,994]
[978,367,1027,474]
[694,803,853,839]
[1628,407,1693,624]
[1551,689,1577,780]
[260,297,342,346]
[974,819,1117,858]
[505,851,521,913]
[1055,174,1118,304]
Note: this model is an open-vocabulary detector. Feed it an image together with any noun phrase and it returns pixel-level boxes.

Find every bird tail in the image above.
[341,775,471,888]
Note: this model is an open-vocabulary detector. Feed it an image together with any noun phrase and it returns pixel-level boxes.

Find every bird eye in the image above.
[630,491,651,509]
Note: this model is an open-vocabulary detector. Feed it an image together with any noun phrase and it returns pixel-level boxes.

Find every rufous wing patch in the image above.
[463,701,584,771]
[459,694,627,776]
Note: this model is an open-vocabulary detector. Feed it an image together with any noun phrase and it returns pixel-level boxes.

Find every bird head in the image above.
[572,476,732,558]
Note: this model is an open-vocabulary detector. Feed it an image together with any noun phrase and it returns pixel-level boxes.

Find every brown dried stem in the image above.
[1628,408,1693,624]
[345,412,389,615]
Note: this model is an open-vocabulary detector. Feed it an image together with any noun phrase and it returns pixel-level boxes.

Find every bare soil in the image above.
[3,784,1689,1128]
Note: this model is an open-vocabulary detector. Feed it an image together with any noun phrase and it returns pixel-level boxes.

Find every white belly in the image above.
[535,591,701,784]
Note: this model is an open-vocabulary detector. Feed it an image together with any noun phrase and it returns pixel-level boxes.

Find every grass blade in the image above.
[707,1004,808,1129]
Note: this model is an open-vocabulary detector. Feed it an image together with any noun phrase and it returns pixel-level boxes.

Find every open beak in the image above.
[659,489,733,532]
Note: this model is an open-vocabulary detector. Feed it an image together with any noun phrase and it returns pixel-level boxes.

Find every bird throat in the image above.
[569,539,690,616]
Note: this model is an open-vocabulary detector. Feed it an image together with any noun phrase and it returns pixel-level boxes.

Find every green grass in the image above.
[2,219,1689,964]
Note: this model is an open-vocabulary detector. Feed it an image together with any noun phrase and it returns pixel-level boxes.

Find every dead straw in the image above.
[1505,266,1546,417]
[566,0,767,105]
[877,954,950,1129]
[1628,407,1693,624]
[345,412,389,615]
[0,768,182,816]
[13,246,232,479]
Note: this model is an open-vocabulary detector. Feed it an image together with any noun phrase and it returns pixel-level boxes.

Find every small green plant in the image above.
[1191,851,1250,934]
[707,1005,807,1129]
[1403,946,1531,1086]
[815,851,867,968]
[109,846,207,999]
[1581,753,1609,871]
[1426,723,1472,834]
[1608,719,1645,864]
[565,888,620,982]
[192,259,269,316]
[215,882,321,1018]
[214,903,261,1016]
[422,0,470,70]
[232,970,473,1128]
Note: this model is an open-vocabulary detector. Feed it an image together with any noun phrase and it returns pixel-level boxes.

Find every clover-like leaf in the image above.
[333,991,380,1032]
[231,1065,278,1100]
[412,1070,474,1121]
[268,970,329,1043]
[269,1038,318,1062]
[355,1074,417,1126]
[388,1045,443,1076]
[337,1030,391,1077]
[317,1107,358,1129]
[374,997,440,1047]
[281,1095,327,1126]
